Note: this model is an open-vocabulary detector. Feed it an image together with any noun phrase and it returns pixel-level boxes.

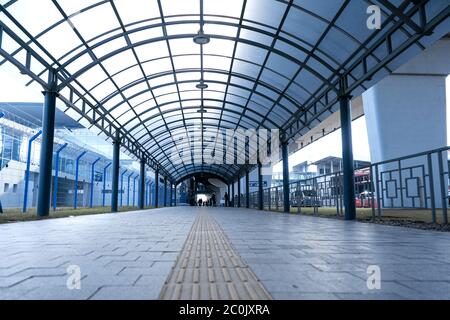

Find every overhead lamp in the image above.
[193,30,210,45]
[196,81,208,89]
[197,108,208,113]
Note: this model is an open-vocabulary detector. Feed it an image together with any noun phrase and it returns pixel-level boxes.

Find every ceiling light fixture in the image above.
[193,30,210,45]
[196,81,208,89]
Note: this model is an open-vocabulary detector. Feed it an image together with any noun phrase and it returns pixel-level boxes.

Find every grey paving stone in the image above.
[209,207,450,300]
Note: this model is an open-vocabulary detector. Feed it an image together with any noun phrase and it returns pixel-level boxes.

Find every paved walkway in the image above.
[1,207,449,300]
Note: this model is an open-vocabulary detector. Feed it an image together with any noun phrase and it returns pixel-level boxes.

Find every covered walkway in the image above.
[1,207,449,300]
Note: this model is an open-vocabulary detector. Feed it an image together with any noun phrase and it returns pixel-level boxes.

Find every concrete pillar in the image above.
[363,39,449,210]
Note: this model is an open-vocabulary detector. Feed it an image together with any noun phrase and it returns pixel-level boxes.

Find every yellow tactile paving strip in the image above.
[159,209,272,300]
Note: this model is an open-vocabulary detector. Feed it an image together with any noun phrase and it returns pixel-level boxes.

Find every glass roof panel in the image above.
[113,0,160,25]
[1,0,447,182]
[8,0,61,36]
[160,0,199,17]
[68,3,121,41]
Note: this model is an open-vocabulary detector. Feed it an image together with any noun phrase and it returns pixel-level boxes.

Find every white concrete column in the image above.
[363,39,449,209]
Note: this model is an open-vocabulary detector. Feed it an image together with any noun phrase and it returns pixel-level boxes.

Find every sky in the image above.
[0,60,449,173]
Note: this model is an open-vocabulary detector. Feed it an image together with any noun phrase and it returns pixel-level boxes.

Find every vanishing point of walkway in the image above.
[0,207,449,300]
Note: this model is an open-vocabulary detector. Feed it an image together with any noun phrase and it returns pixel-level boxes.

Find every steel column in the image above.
[53,143,67,211]
[120,169,128,207]
[127,172,133,207]
[138,158,145,209]
[155,170,159,208]
[169,183,173,207]
[23,130,42,213]
[37,72,58,217]
[111,133,120,213]
[282,142,290,213]
[89,157,101,208]
[174,184,177,206]
[245,170,250,208]
[339,79,356,220]
[133,175,137,207]
[232,182,235,207]
[164,177,167,207]
[102,162,111,207]
[237,176,241,207]
[258,162,263,210]
[73,151,87,209]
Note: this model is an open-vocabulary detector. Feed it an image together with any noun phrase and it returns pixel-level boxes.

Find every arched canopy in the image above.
[0,0,448,182]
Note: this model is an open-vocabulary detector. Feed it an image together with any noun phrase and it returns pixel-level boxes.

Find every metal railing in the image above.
[247,146,449,224]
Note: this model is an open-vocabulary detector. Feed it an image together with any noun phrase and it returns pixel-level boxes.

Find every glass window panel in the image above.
[283,7,327,46]
[57,0,99,16]
[169,38,199,56]
[244,0,287,28]
[173,55,200,71]
[335,1,372,43]
[176,71,200,82]
[319,27,359,63]
[256,84,279,101]
[156,92,179,105]
[65,52,93,74]
[266,52,299,79]
[225,93,247,106]
[260,69,289,91]
[114,0,160,25]
[294,69,322,94]
[112,65,141,88]
[161,0,199,17]
[232,59,261,78]
[227,86,251,100]
[9,0,61,36]
[203,91,225,101]
[130,92,154,109]
[103,93,124,110]
[204,0,244,18]
[203,39,234,57]
[148,74,175,87]
[69,3,121,41]
[203,23,238,38]
[180,90,200,101]
[142,58,173,76]
[293,0,342,21]
[76,65,108,90]
[235,43,267,64]
[102,49,136,75]
[204,55,232,72]
[166,23,198,36]
[273,39,308,65]
[153,84,178,97]
[92,36,128,59]
[124,81,148,98]
[160,101,181,113]
[128,26,164,45]
[240,28,273,47]
[38,22,82,59]
[135,41,169,61]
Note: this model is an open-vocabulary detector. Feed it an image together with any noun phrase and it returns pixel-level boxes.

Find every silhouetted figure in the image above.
[198,198,203,206]
[211,193,216,207]
[224,192,229,207]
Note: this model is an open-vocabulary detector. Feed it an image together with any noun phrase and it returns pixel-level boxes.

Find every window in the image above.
[13,184,18,193]
[4,183,9,192]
